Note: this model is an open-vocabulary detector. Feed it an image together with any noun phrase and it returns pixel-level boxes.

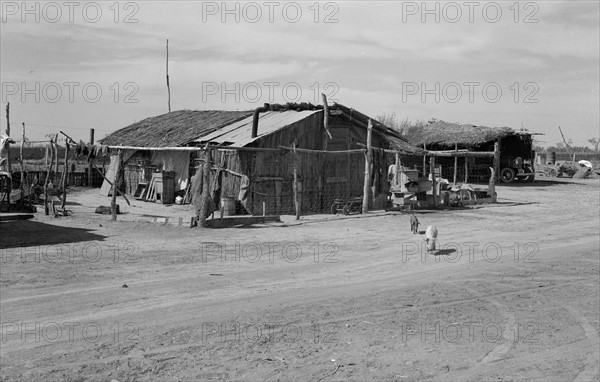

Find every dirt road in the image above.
[1,179,599,381]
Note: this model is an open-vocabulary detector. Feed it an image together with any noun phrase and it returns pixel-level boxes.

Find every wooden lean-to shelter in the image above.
[409,120,540,183]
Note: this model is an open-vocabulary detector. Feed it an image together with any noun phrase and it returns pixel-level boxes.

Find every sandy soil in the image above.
[1,178,599,382]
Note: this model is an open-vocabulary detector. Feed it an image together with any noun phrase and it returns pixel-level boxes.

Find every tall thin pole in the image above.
[111,149,122,220]
[61,142,69,211]
[422,143,427,178]
[4,103,11,177]
[53,133,59,183]
[293,142,300,220]
[430,155,438,207]
[453,143,458,184]
[198,146,212,227]
[20,123,25,200]
[362,119,372,213]
[494,139,501,182]
[44,138,53,215]
[88,128,95,186]
[166,39,171,113]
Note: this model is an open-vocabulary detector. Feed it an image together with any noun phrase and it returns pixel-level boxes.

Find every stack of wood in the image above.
[144,173,163,202]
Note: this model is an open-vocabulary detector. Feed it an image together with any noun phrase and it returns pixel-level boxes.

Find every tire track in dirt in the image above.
[462,284,517,364]
[566,305,600,382]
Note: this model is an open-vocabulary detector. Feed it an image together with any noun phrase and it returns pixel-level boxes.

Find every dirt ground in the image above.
[1,178,599,382]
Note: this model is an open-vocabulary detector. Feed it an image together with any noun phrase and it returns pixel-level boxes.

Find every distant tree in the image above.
[589,137,599,153]
[376,112,427,142]
[555,138,573,152]
[376,112,400,129]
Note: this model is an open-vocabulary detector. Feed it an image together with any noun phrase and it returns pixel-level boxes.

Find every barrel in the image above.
[221,197,236,216]
[547,151,556,165]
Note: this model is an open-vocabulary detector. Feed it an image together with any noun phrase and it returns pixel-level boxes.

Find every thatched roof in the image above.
[409,120,521,147]
[100,110,253,147]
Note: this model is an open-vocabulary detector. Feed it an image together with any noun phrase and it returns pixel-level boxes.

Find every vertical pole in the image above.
[362,119,372,213]
[320,93,331,211]
[166,39,171,113]
[464,156,468,183]
[61,142,69,210]
[44,138,53,215]
[198,146,212,227]
[422,143,427,177]
[394,152,400,187]
[321,93,332,142]
[493,139,501,182]
[430,155,438,207]
[20,123,25,201]
[489,167,496,203]
[111,149,122,221]
[4,103,11,177]
[453,143,458,184]
[53,134,59,183]
[293,143,300,220]
[88,128,95,187]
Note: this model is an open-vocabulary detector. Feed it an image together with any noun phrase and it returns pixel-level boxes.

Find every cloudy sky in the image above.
[1,0,598,147]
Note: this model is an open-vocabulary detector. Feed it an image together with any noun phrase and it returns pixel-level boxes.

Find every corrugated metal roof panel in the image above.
[195,110,321,146]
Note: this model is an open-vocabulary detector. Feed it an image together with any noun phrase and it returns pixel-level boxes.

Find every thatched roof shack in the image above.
[100,102,424,214]
[409,120,519,148]
[408,119,540,183]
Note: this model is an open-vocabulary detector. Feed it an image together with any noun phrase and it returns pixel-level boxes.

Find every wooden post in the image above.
[198,147,212,227]
[61,142,69,210]
[293,143,300,220]
[4,103,11,177]
[464,156,468,183]
[88,128,94,187]
[53,134,59,182]
[430,155,438,207]
[19,122,25,202]
[320,93,331,211]
[493,139,500,182]
[362,120,373,213]
[489,167,496,203]
[43,138,53,215]
[422,143,427,177]
[166,39,171,113]
[111,149,122,221]
[321,93,332,141]
[394,152,400,187]
[453,143,458,184]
